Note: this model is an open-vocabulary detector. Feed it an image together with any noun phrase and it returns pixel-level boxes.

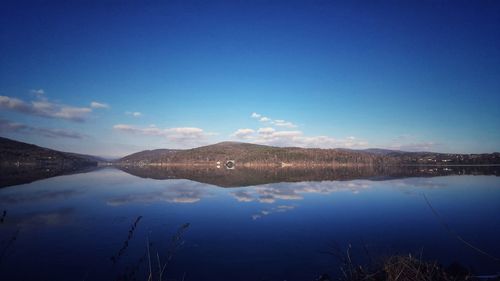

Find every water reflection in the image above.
[2,164,499,189]
[0,189,82,204]
[106,180,214,206]
[234,180,372,203]
[0,165,99,188]
[252,205,296,220]
[0,167,499,281]
[1,207,75,227]
[119,165,500,188]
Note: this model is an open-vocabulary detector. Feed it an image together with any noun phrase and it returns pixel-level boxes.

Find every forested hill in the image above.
[118,141,500,166]
[0,136,100,168]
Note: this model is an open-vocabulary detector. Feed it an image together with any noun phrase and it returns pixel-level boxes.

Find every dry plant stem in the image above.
[157,252,162,281]
[146,235,152,281]
[423,193,500,263]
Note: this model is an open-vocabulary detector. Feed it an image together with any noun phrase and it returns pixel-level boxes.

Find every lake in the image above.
[0,166,499,280]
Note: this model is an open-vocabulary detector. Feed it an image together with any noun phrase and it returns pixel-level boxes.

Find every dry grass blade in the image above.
[423,193,500,263]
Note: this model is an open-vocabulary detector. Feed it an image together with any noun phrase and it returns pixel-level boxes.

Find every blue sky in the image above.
[1,0,499,157]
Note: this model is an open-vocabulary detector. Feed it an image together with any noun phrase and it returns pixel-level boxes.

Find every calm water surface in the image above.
[0,167,499,280]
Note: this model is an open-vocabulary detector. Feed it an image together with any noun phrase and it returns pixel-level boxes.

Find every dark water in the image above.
[0,167,499,281]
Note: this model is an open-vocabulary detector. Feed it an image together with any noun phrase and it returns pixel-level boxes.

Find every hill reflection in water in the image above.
[2,164,498,189]
[118,165,500,188]
[1,167,500,281]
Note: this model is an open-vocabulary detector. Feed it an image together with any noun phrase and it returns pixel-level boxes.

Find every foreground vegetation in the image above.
[317,254,499,281]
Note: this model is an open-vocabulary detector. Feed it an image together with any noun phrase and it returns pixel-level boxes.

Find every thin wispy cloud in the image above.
[251,205,296,220]
[273,119,296,128]
[90,101,109,109]
[113,124,216,147]
[0,91,107,122]
[0,118,86,139]
[387,135,441,152]
[251,112,297,128]
[30,89,45,99]
[126,111,142,117]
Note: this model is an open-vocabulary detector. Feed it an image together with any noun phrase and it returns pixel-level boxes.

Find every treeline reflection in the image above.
[118,165,500,188]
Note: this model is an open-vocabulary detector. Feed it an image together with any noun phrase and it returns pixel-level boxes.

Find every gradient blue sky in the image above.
[1,0,499,157]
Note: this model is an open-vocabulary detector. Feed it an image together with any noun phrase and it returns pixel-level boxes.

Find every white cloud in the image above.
[231,128,255,139]
[166,127,212,141]
[251,112,297,128]
[90,101,109,109]
[0,118,85,139]
[0,94,95,122]
[33,100,92,121]
[113,124,215,146]
[257,127,275,135]
[232,126,368,149]
[272,119,297,128]
[126,111,142,117]
[294,135,368,149]
[268,130,302,139]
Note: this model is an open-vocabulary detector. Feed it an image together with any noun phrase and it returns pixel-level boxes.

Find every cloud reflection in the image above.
[232,180,372,204]
[105,177,453,207]
[252,205,296,220]
[3,208,75,227]
[106,180,213,206]
[0,189,82,205]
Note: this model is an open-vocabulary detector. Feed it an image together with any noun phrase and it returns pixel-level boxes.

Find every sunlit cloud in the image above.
[232,125,368,149]
[236,112,366,148]
[0,92,104,122]
[251,112,297,128]
[273,119,296,128]
[231,128,255,139]
[113,124,216,147]
[257,127,275,135]
[0,118,86,139]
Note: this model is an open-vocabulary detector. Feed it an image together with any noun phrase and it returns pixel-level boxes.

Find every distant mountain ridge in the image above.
[0,136,101,167]
[118,141,500,166]
[0,136,101,188]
